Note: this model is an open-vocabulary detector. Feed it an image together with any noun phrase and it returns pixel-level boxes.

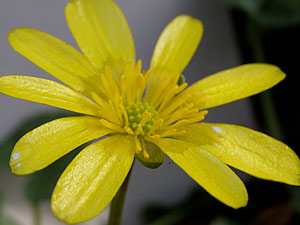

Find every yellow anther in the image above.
[140,112,152,126]
[148,118,163,135]
[124,126,135,135]
[136,124,143,135]
[134,136,142,153]
[98,119,124,133]
[140,138,150,159]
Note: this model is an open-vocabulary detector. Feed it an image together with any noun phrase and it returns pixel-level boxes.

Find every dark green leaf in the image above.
[224,0,300,28]
[223,0,263,14]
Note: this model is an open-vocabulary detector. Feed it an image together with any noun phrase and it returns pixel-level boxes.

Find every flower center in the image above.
[126,103,158,134]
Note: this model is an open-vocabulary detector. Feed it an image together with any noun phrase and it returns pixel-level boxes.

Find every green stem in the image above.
[107,165,133,225]
[32,202,41,225]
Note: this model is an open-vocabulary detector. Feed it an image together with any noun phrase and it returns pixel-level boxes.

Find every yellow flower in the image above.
[0,0,299,224]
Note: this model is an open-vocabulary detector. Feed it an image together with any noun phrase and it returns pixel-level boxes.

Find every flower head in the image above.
[0,0,299,224]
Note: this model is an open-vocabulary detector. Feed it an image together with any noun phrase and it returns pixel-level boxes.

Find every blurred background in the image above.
[0,0,299,224]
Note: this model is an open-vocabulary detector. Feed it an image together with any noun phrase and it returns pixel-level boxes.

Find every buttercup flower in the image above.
[0,0,299,224]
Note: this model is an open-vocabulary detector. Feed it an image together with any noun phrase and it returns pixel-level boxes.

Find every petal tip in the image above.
[7,27,27,40]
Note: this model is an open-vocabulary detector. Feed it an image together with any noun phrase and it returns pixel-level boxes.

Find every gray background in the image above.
[0,0,258,224]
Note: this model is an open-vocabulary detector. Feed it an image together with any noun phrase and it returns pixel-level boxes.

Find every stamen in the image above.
[90,61,207,141]
[91,92,119,123]
[100,67,120,104]
[125,103,158,135]
[146,134,161,140]
[148,118,163,135]
[158,82,188,112]
[149,74,179,108]
[140,112,152,126]
[135,73,145,103]
[119,98,129,127]
[141,138,150,159]
[98,119,124,133]
[120,74,126,97]
[134,135,142,153]
[136,60,142,75]
[164,107,190,125]
[158,129,178,137]
[124,126,135,135]
[159,93,192,118]
[108,100,122,124]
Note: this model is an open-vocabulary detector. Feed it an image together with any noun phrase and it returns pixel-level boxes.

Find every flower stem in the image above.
[32,202,41,225]
[107,165,133,225]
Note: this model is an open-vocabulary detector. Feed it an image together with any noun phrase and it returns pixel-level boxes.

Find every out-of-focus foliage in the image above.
[0,112,74,167]
[222,0,300,147]
[143,181,300,225]
[0,189,20,225]
[211,217,239,225]
[289,186,300,213]
[224,0,300,28]
[0,111,84,205]
[24,144,83,203]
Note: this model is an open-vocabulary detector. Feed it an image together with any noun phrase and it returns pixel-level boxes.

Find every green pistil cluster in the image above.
[126,103,158,134]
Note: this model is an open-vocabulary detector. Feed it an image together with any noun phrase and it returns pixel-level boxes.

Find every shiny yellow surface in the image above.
[1,0,299,223]
[10,116,110,175]
[151,138,248,209]
[51,135,135,224]
[150,15,203,75]
[0,75,101,116]
[8,28,100,97]
[185,64,285,109]
[178,123,300,185]
[65,0,135,74]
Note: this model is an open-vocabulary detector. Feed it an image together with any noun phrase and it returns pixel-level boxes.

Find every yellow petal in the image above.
[178,123,300,185]
[0,75,101,116]
[10,116,109,175]
[184,64,285,109]
[150,15,203,74]
[151,138,248,209]
[51,135,135,224]
[8,28,100,97]
[65,0,135,75]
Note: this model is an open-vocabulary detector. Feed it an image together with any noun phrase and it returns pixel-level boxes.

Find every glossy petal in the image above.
[65,0,135,75]
[150,15,203,74]
[8,28,100,97]
[10,116,109,175]
[178,123,300,185]
[0,75,101,116]
[51,135,135,224]
[151,138,248,208]
[184,64,285,109]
